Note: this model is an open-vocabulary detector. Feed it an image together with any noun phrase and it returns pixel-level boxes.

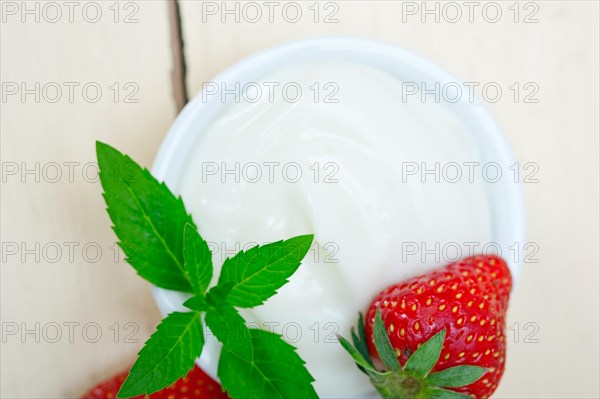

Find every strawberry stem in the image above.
[372,372,427,399]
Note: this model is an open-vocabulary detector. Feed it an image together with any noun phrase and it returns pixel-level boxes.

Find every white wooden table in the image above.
[1,1,598,397]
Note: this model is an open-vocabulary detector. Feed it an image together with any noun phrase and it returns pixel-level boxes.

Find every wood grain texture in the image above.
[1,1,174,397]
[1,0,599,398]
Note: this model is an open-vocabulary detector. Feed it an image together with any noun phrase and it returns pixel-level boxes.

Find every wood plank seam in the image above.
[168,0,189,112]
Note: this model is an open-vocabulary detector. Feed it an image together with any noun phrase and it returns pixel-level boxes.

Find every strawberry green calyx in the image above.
[338,309,488,399]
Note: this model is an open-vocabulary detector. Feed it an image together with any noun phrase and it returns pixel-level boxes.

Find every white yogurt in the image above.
[176,62,492,398]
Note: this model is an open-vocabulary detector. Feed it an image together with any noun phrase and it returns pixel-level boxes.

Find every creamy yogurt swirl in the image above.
[176,62,492,397]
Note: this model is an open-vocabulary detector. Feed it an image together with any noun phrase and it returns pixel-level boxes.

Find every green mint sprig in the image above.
[96,141,319,399]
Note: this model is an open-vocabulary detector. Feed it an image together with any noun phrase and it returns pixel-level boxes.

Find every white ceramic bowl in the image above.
[151,36,526,386]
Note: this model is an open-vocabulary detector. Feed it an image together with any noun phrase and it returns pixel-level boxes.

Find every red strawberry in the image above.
[81,365,229,399]
[339,254,512,399]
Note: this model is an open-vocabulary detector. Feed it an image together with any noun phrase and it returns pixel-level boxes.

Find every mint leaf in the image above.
[218,329,318,399]
[216,235,313,308]
[426,365,488,387]
[207,281,234,302]
[373,308,401,371]
[404,329,446,378]
[182,295,208,312]
[205,303,252,361]
[183,224,212,295]
[118,312,203,398]
[96,141,193,292]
